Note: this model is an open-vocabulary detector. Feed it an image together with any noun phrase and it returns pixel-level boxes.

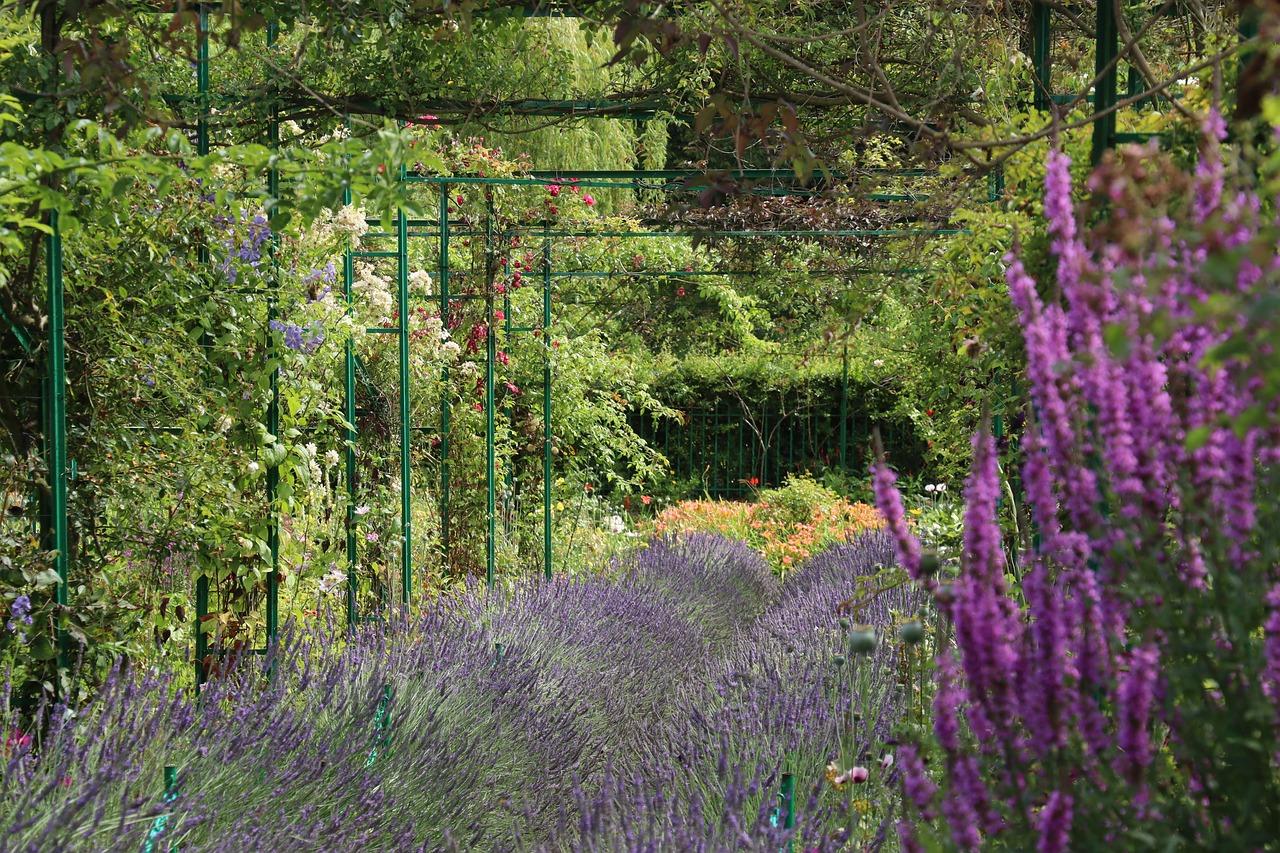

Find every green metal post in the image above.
[438,185,451,569]
[343,181,358,629]
[542,225,553,580]
[194,575,208,686]
[264,22,280,642]
[787,396,795,480]
[365,683,393,768]
[484,201,497,588]
[192,8,210,663]
[1031,1,1051,111]
[1239,4,1260,85]
[397,204,412,609]
[1091,0,1118,164]
[142,764,180,853]
[196,7,209,265]
[45,211,70,677]
[736,404,744,497]
[502,238,513,503]
[192,3,209,660]
[782,771,795,830]
[839,338,849,473]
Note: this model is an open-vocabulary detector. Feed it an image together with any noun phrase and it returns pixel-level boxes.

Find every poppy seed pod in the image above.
[898,621,925,645]
[848,628,877,654]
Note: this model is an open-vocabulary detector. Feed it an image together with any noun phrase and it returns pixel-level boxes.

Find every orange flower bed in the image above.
[653,492,883,575]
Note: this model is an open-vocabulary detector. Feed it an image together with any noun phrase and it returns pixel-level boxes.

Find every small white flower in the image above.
[319,566,347,594]
[324,449,341,467]
[936,483,947,494]
[872,358,885,368]
[354,504,370,516]
[247,461,261,474]
[880,753,894,770]
[302,442,318,458]
[608,515,626,534]
[925,484,936,493]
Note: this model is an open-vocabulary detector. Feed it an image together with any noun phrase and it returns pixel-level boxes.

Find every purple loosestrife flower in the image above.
[1004,252,1100,555]
[952,431,1020,746]
[933,652,963,754]
[941,753,984,851]
[870,462,923,580]
[1115,644,1159,788]
[1045,149,1114,348]
[897,819,925,853]
[1068,565,1113,758]
[1192,109,1227,225]
[898,744,938,820]
[1264,585,1280,708]
[1037,791,1073,853]
[1021,562,1074,756]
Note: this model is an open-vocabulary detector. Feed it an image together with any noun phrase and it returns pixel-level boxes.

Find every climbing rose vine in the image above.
[877,119,1280,850]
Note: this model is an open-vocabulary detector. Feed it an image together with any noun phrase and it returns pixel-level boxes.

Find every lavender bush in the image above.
[574,531,924,850]
[0,534,786,850]
[623,533,780,647]
[461,572,712,786]
[875,119,1280,850]
[1,615,597,851]
[2,529,919,850]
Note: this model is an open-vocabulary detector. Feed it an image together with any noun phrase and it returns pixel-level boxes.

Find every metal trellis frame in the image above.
[28,1,1229,686]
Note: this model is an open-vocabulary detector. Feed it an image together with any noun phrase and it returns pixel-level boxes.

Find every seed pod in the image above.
[848,629,877,655]
[898,621,925,645]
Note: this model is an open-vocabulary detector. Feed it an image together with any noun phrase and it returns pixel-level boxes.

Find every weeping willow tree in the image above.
[462,18,665,212]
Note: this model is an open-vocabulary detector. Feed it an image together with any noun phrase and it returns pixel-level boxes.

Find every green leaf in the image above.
[1185,425,1212,451]
[32,568,62,588]
[110,174,135,199]
[29,636,56,660]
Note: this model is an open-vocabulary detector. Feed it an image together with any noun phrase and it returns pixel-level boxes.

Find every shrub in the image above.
[653,475,883,573]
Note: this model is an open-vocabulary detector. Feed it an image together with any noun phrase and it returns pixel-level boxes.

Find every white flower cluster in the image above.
[297,442,323,485]
[924,483,948,494]
[410,313,461,362]
[333,205,369,239]
[354,262,394,317]
[409,269,434,294]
